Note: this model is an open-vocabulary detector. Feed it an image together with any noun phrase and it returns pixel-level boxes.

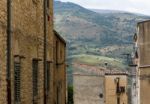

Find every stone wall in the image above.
[105,75,128,104]
[137,21,150,104]
[0,0,9,103]
[73,74,105,104]
[0,0,66,104]
[73,73,128,104]
[53,31,66,104]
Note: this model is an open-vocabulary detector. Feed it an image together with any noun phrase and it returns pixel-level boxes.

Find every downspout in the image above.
[7,0,12,104]
[43,0,47,103]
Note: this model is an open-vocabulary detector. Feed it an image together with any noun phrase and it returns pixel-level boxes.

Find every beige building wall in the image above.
[0,0,7,103]
[53,31,67,104]
[137,20,150,104]
[105,74,128,104]
[0,0,66,104]
[11,0,53,104]
[73,74,105,104]
[140,68,150,104]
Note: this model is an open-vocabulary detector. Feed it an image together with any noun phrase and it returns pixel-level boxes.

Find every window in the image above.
[46,61,50,91]
[116,78,120,94]
[47,0,50,21]
[120,86,126,93]
[56,41,59,65]
[133,33,137,42]
[47,0,50,8]
[57,86,60,104]
[117,97,120,104]
[32,60,39,104]
[14,61,21,103]
[57,82,62,104]
[60,48,63,61]
[135,51,139,59]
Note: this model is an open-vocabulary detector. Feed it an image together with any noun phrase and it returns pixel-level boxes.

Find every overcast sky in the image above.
[58,0,150,16]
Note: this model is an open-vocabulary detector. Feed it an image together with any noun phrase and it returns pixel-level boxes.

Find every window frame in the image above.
[46,61,51,92]
[14,61,21,103]
[32,59,39,104]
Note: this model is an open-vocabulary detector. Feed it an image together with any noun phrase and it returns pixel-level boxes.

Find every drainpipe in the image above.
[43,0,47,103]
[7,0,12,104]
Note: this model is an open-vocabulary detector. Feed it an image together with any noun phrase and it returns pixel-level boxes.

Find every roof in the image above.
[137,19,150,25]
[73,63,128,76]
[53,30,66,45]
[104,68,128,76]
[105,71,128,76]
[73,63,105,76]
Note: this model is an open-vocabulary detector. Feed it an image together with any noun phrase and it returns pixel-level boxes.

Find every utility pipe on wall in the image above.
[7,0,12,104]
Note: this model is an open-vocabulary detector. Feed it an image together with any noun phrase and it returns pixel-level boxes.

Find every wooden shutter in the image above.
[32,60,39,104]
[46,61,50,91]
[14,62,21,103]
[47,0,50,8]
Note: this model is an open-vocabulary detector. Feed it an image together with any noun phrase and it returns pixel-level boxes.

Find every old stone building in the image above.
[53,30,67,104]
[135,20,150,104]
[130,67,139,104]
[105,72,128,104]
[0,0,66,104]
[73,65,128,104]
[131,34,140,104]
[73,73,105,104]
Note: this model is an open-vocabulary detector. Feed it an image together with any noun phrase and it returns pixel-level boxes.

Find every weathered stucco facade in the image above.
[136,20,150,104]
[73,68,128,104]
[0,0,66,104]
[0,0,8,103]
[105,73,128,104]
[53,31,66,104]
[73,74,105,104]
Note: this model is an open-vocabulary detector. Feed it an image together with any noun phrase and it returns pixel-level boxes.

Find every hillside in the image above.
[54,1,150,70]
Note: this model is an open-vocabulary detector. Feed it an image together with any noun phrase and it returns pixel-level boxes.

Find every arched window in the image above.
[133,33,138,42]
[135,51,139,59]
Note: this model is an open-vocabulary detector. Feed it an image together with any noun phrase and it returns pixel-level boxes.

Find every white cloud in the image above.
[126,8,142,14]
[129,0,150,3]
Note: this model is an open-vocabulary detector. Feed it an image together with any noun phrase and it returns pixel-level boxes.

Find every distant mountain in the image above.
[91,9,149,17]
[91,9,127,14]
[54,1,150,69]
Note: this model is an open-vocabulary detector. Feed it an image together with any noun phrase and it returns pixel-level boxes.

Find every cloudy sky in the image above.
[58,0,150,16]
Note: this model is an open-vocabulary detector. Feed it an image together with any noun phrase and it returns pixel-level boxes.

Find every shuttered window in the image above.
[56,41,58,64]
[46,61,50,91]
[14,62,21,103]
[57,83,62,104]
[47,0,50,8]
[57,86,59,104]
[32,60,39,102]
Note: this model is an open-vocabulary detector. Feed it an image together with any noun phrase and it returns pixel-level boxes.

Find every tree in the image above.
[68,86,74,104]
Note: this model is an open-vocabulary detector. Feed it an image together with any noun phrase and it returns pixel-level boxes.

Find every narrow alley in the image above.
[0,0,150,104]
